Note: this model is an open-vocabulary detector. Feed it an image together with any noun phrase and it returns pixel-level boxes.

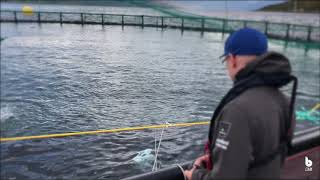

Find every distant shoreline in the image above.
[258,0,320,13]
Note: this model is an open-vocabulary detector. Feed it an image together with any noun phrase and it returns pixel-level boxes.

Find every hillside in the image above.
[260,0,320,13]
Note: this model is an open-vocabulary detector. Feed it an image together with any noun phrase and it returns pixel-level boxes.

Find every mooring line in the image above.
[310,103,320,113]
[0,121,209,142]
[1,103,319,142]
[152,122,170,171]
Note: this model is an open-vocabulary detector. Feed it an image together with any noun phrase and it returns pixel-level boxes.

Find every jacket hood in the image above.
[236,51,292,80]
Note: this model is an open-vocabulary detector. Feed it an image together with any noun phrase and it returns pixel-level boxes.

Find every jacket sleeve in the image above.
[192,104,253,180]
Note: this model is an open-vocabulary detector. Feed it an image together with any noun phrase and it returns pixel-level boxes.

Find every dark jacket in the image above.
[192,52,296,179]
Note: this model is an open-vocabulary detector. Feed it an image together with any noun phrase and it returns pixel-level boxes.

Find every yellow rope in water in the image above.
[1,103,319,142]
[0,121,209,142]
[310,103,320,113]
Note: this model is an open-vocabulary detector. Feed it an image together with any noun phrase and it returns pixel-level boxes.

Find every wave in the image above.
[0,106,15,123]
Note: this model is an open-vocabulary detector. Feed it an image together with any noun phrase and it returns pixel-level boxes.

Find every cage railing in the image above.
[1,10,319,42]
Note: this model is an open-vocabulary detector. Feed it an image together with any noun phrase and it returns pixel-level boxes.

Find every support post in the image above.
[307,26,312,42]
[244,21,247,28]
[222,19,226,34]
[285,24,290,40]
[101,14,104,25]
[181,18,184,29]
[59,12,62,24]
[37,12,41,23]
[14,11,17,23]
[265,21,269,35]
[81,13,84,25]
[161,16,164,28]
[121,15,124,26]
[201,18,205,32]
[141,15,144,27]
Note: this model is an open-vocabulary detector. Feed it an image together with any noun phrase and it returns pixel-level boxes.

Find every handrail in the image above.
[1,10,319,28]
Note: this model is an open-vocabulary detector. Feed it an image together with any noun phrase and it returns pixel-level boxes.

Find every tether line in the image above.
[0,121,209,142]
[1,103,319,142]
[310,103,320,113]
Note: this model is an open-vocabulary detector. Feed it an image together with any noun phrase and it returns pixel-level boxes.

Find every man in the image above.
[184,28,297,179]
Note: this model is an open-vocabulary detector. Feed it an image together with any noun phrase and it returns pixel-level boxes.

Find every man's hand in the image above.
[183,155,210,180]
[184,166,195,180]
[193,154,210,168]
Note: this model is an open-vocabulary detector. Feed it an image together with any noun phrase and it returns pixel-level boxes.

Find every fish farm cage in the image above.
[1,10,320,42]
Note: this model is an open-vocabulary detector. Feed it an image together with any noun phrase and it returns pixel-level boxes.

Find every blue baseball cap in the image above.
[220,28,268,59]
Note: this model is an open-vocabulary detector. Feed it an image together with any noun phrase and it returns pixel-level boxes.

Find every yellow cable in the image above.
[310,103,320,113]
[0,121,209,142]
[1,103,318,142]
